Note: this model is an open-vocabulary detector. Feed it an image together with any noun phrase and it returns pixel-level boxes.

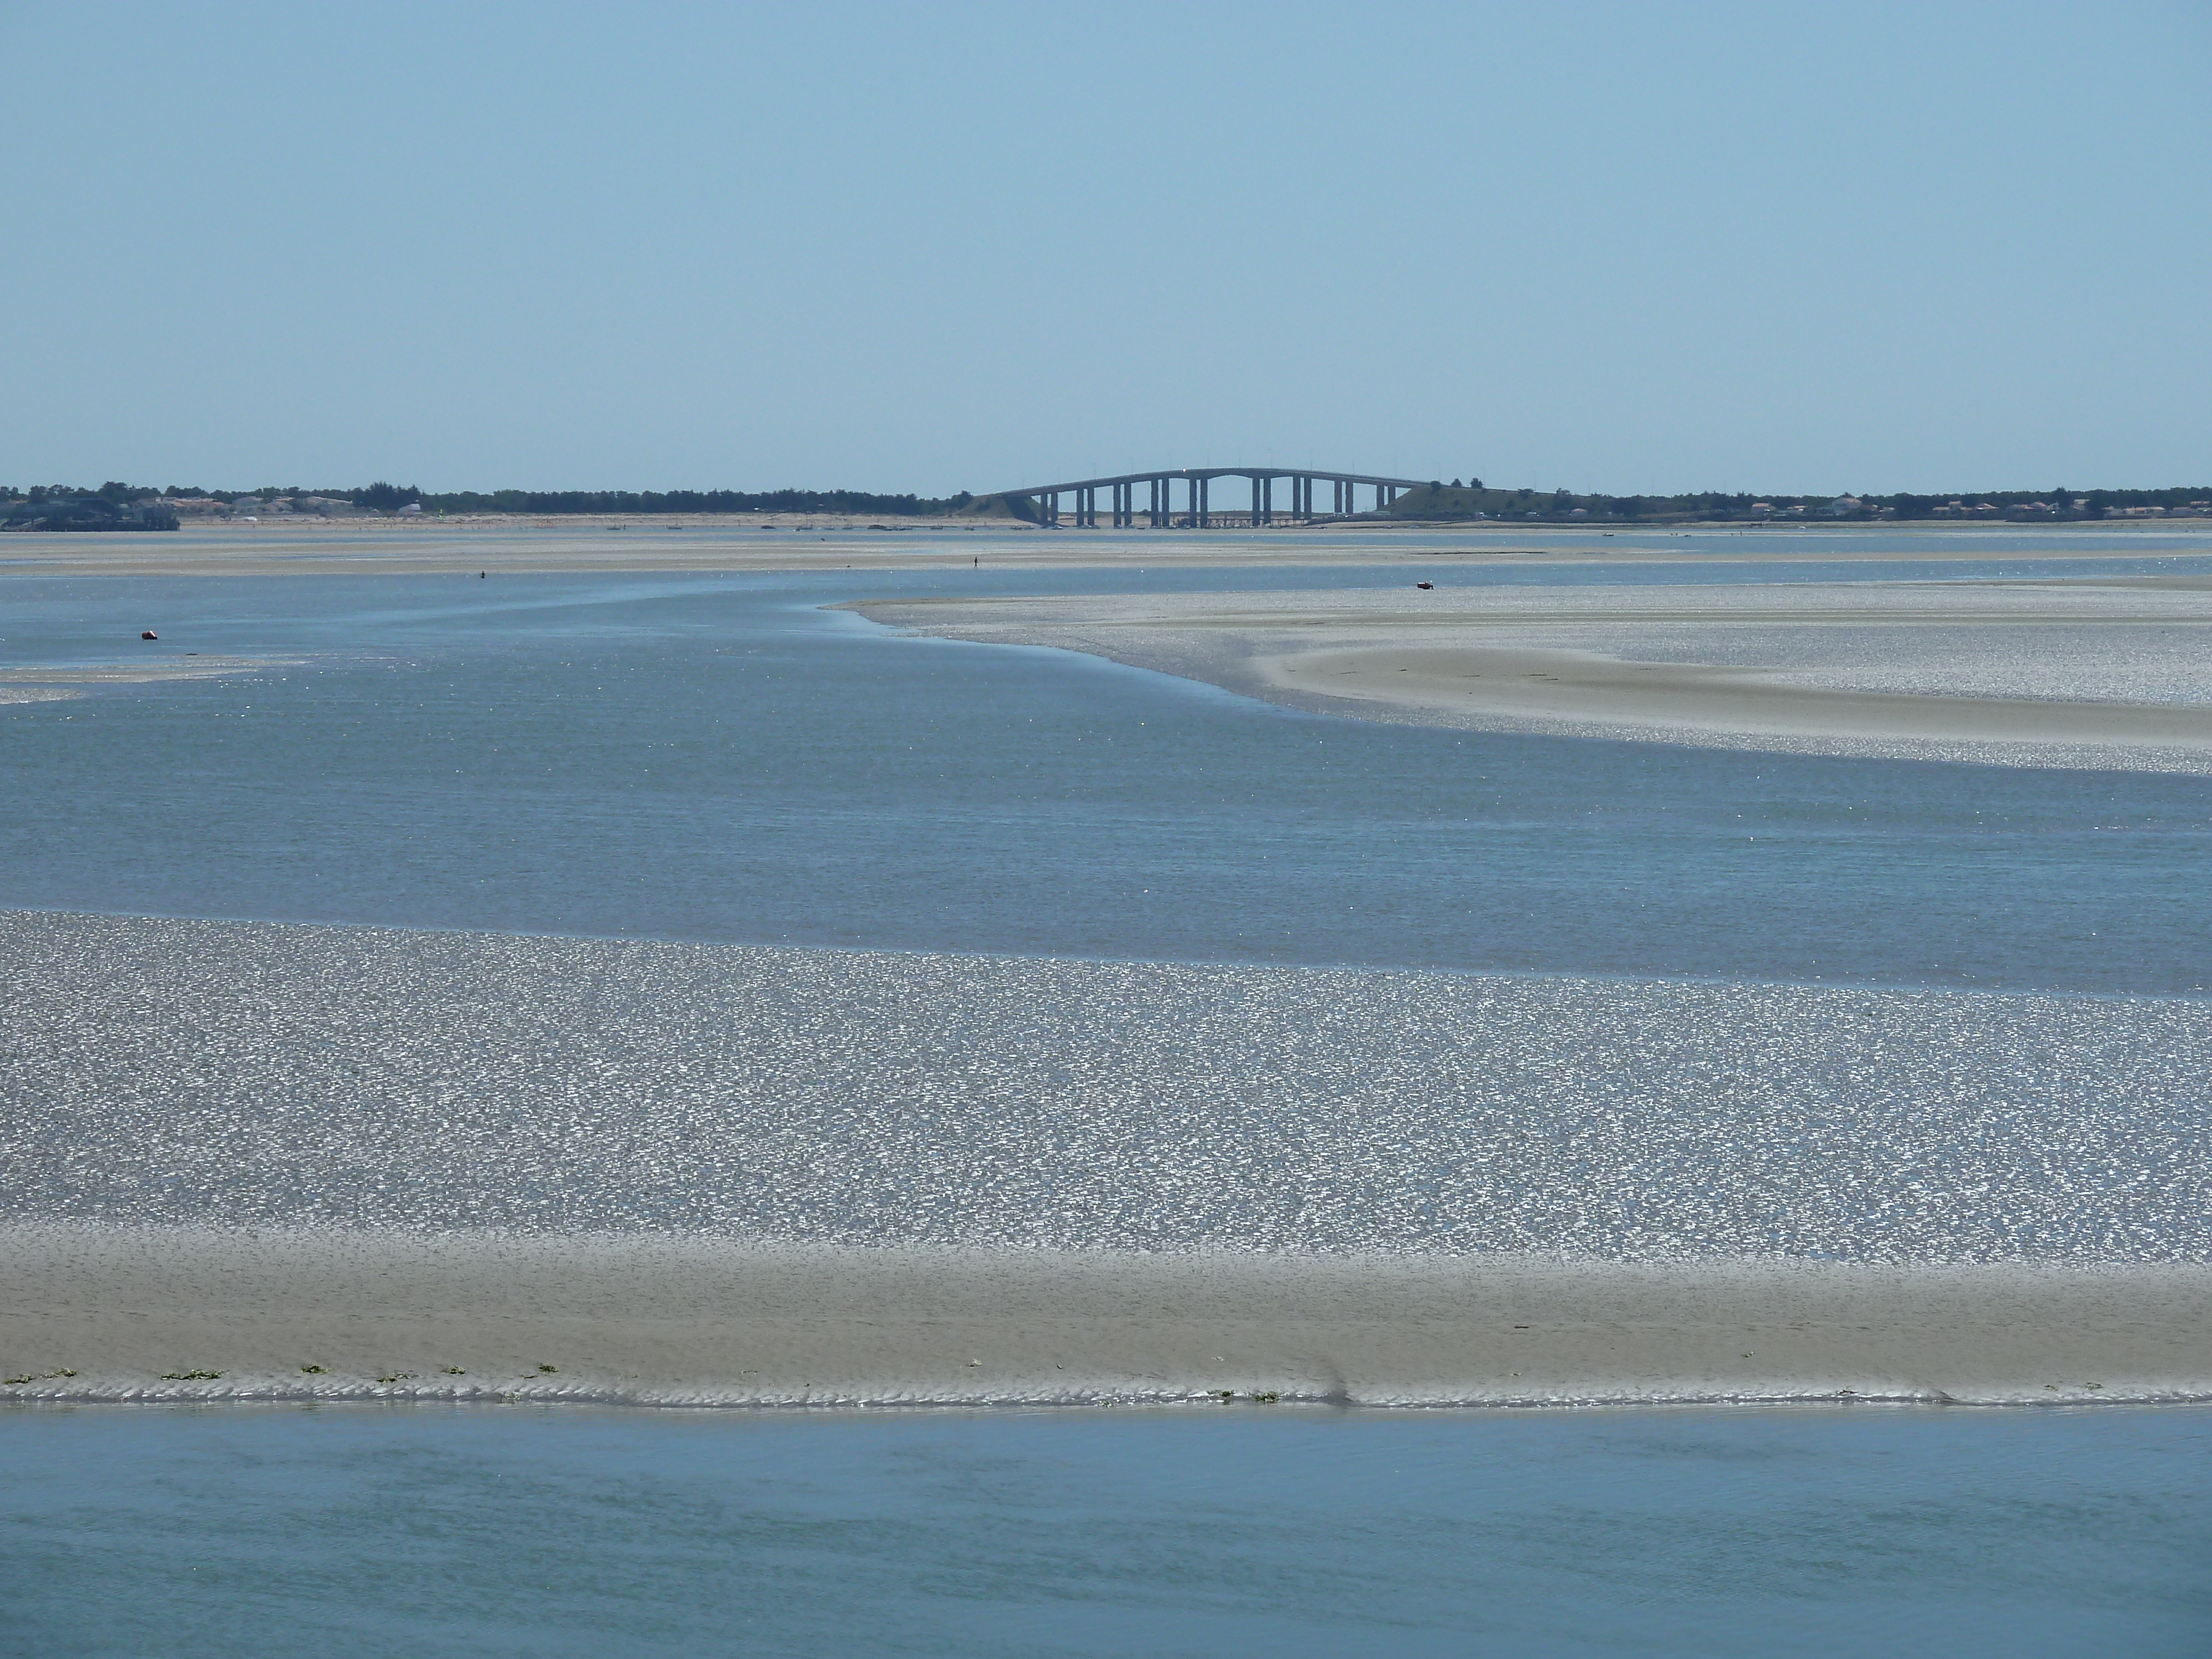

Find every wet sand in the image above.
[0,655,305,704]
[5,517,2209,577]
[854,578,2212,769]
[5,1227,2205,1407]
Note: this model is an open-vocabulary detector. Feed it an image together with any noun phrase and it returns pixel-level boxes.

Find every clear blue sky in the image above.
[6,2,2208,496]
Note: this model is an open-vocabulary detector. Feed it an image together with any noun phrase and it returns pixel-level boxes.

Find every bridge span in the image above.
[999,467,1428,527]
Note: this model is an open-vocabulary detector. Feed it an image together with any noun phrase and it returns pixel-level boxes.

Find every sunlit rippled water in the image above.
[7,912,2206,1259]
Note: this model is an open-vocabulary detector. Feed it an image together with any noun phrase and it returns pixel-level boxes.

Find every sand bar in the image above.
[854,577,2212,768]
[5,1226,2207,1408]
[0,654,304,704]
[4,518,2209,577]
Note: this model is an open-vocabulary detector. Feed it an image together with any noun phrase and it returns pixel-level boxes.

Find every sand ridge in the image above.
[851,577,2212,769]
[0,654,305,703]
[5,1226,2207,1408]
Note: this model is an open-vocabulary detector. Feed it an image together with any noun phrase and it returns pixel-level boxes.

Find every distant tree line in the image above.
[0,482,974,515]
[4,479,2205,524]
[1390,482,2212,523]
[410,487,971,516]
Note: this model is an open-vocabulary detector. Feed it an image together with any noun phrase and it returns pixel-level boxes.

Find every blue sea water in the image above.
[4,557,2210,992]
[4,1405,2209,1658]
[6,546,2211,1653]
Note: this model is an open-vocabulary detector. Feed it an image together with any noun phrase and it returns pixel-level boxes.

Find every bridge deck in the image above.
[1009,467,1427,495]
[997,467,1430,526]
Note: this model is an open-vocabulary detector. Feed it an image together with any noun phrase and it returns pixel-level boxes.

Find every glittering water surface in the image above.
[6,911,2206,1258]
[4,1404,2209,1658]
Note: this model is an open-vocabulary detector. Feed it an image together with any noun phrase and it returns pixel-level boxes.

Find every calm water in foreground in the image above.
[5,1405,2209,1658]
[5,544,2210,1652]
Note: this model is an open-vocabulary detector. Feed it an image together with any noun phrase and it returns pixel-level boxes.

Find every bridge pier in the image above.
[1004,468,1423,529]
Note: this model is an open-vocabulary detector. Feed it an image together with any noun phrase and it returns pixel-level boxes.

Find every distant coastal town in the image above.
[5,477,2209,531]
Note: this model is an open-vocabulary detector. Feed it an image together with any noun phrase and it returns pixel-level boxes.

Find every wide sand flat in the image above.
[854,577,2212,769]
[6,518,2209,577]
[6,1227,2206,1407]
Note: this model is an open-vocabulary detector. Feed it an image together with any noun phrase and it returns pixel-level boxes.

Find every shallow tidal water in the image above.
[6,1404,2210,1659]
[5,545,2210,1652]
[5,556,2212,992]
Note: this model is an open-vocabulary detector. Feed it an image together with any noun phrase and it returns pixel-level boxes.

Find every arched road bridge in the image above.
[1001,468,1430,527]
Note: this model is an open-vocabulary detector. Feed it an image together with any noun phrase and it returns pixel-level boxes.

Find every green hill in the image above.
[951,492,1045,522]
[1375,483,1504,520]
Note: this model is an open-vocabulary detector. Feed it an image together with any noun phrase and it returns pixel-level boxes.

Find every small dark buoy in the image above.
[140,630,158,640]
[479,571,487,579]
[1415,581,1433,591]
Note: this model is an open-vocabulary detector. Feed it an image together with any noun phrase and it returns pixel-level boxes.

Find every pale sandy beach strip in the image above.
[5,1226,2208,1408]
[6,517,2209,578]
[852,577,2212,769]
